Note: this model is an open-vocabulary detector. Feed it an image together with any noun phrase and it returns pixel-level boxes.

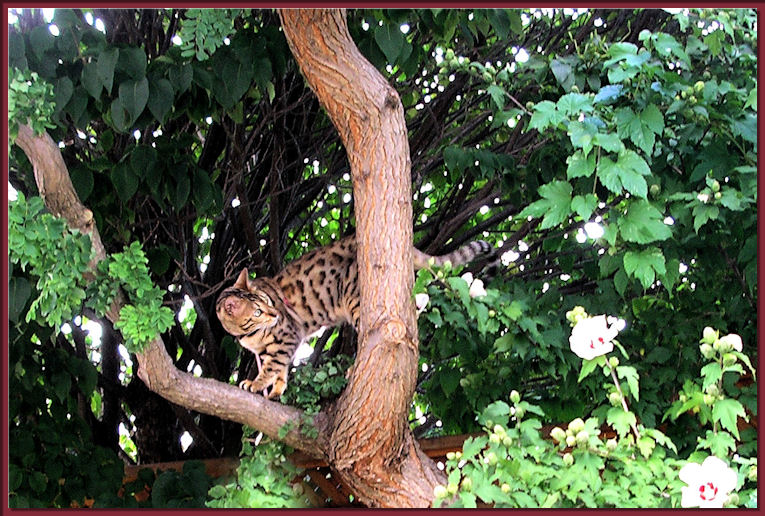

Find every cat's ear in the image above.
[234,268,250,290]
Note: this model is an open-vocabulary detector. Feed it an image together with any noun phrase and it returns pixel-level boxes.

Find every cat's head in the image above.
[216,268,280,337]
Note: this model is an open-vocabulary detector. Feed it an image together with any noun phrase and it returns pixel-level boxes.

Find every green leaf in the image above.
[81,62,103,99]
[606,407,636,438]
[147,78,174,124]
[615,365,640,401]
[529,100,564,131]
[623,248,666,290]
[700,362,722,391]
[617,200,673,244]
[97,48,120,94]
[9,276,32,322]
[692,204,720,233]
[712,398,746,440]
[117,47,147,80]
[571,194,598,221]
[525,180,573,230]
[487,84,506,110]
[578,356,605,382]
[374,23,404,63]
[566,151,596,179]
[118,77,150,123]
[439,368,461,396]
[111,163,140,201]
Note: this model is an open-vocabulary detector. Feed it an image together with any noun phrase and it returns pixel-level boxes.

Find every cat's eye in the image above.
[254,309,262,317]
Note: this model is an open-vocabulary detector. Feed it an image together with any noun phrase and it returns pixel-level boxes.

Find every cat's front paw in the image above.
[239,379,269,396]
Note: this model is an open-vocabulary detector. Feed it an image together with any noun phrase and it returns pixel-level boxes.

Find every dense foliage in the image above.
[8,7,756,507]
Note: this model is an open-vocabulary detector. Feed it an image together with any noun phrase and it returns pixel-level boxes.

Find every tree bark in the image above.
[279,9,444,507]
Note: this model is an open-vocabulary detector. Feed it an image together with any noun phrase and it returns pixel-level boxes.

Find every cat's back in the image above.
[275,236,358,332]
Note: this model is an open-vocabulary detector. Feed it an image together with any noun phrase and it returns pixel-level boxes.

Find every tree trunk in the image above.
[279,9,445,507]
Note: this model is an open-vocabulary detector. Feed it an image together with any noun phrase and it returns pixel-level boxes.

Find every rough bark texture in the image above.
[16,123,327,459]
[279,9,444,507]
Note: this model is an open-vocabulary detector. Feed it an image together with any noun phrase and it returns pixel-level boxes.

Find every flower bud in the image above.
[460,477,473,492]
[562,452,574,466]
[509,390,521,403]
[447,482,459,495]
[699,343,715,359]
[550,427,566,443]
[445,49,455,61]
[719,333,743,352]
[748,465,757,482]
[701,327,718,344]
[710,180,721,193]
[726,493,739,506]
[292,483,305,495]
[501,483,511,494]
[493,424,506,436]
[565,435,577,447]
[514,406,525,419]
[575,430,590,446]
[705,384,719,397]
[722,353,738,366]
[609,356,619,368]
[455,451,462,459]
[489,433,501,445]
[609,391,622,407]
[715,338,733,354]
[525,101,534,110]
[606,438,618,451]
[486,451,498,466]
[482,72,493,82]
[649,184,661,197]
[446,451,456,461]
[694,80,705,93]
[568,418,585,434]
[703,393,715,406]
[502,436,513,447]
[488,309,496,317]
[714,191,722,200]
[459,378,470,388]
[434,485,449,499]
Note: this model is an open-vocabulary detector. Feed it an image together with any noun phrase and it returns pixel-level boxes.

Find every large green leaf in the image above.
[617,200,672,244]
[118,77,150,123]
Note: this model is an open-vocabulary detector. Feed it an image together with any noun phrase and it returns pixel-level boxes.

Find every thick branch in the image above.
[14,123,327,459]
[280,9,443,507]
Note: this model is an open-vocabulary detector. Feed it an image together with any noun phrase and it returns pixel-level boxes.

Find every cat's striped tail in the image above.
[413,240,492,269]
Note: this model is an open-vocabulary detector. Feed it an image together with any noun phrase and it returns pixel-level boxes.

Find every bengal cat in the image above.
[216,236,491,399]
